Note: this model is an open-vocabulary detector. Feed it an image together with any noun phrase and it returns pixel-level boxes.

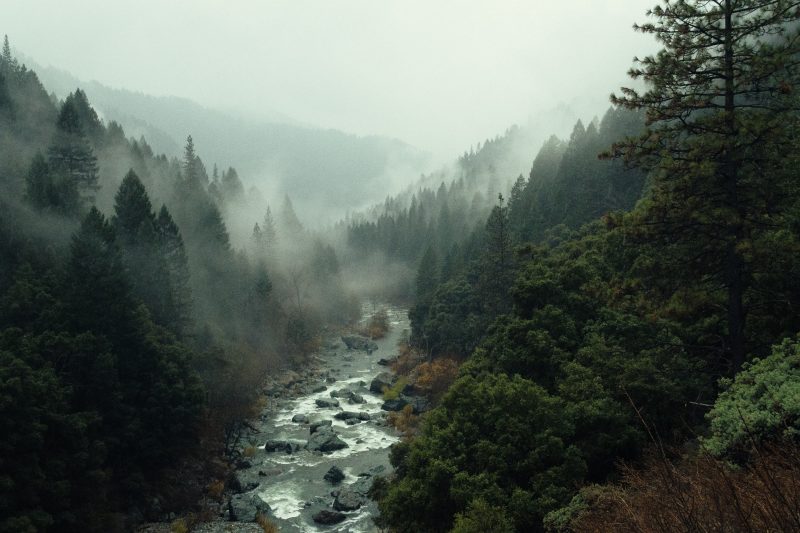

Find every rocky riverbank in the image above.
[143,305,420,532]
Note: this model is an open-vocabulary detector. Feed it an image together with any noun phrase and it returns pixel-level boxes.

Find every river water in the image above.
[235,305,408,532]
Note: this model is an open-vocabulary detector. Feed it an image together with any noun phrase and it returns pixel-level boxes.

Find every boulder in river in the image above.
[263,440,299,453]
[313,509,347,525]
[333,487,364,511]
[333,411,360,420]
[348,392,366,404]
[292,414,309,423]
[369,372,395,394]
[228,492,272,522]
[341,335,379,353]
[312,384,327,393]
[377,357,397,366]
[324,465,345,484]
[306,427,349,453]
[315,398,340,408]
[310,420,332,434]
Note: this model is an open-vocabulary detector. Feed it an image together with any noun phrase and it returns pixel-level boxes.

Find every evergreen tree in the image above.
[262,205,277,249]
[280,194,304,237]
[608,0,800,372]
[479,194,515,316]
[156,205,192,336]
[47,95,99,210]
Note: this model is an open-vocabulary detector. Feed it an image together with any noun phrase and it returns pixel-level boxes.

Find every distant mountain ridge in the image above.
[25,57,431,224]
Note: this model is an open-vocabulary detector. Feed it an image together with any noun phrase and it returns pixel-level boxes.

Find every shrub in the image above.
[705,336,800,457]
[382,377,407,401]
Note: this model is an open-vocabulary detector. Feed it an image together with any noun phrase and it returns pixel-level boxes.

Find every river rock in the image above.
[228,492,272,522]
[315,398,340,408]
[324,465,345,484]
[292,414,309,423]
[381,398,408,411]
[341,335,379,353]
[309,420,332,433]
[229,471,260,494]
[313,510,347,525]
[333,487,363,511]
[377,357,397,366]
[333,411,360,420]
[263,440,299,453]
[348,392,366,404]
[306,427,349,453]
[369,372,395,394]
[312,385,327,393]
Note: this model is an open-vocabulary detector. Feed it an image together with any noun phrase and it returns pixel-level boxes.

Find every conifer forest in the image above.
[3,1,800,532]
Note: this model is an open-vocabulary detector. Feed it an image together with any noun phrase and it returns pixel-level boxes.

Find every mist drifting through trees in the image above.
[3,1,800,532]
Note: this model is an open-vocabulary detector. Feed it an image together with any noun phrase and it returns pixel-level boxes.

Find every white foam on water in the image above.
[260,481,305,520]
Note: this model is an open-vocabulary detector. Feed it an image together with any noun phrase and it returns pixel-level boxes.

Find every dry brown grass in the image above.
[574,442,800,533]
[360,308,390,339]
[387,404,420,437]
[415,357,459,403]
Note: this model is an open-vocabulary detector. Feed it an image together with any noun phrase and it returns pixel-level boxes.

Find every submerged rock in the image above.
[324,465,345,484]
[313,509,347,525]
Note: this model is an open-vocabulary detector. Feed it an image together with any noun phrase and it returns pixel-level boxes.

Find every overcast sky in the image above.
[2,0,657,158]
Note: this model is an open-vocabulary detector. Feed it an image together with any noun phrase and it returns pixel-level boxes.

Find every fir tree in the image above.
[608,0,800,372]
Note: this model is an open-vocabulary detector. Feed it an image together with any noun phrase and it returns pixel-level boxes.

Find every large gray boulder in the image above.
[228,493,271,522]
[309,420,332,434]
[315,398,340,408]
[324,465,346,484]
[263,440,299,453]
[381,398,408,411]
[333,487,364,511]
[292,414,309,423]
[369,372,395,394]
[313,510,347,525]
[306,427,349,453]
[341,335,379,353]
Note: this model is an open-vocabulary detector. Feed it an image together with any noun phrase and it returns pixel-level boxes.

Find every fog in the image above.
[2,0,656,160]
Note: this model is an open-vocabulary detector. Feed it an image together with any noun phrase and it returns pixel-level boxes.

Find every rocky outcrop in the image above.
[341,335,378,353]
[228,493,271,522]
[369,372,395,394]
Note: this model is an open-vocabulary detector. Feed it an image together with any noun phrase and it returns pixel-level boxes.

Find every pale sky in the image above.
[2,0,657,157]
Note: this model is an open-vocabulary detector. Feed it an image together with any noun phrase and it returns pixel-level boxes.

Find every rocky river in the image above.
[225,305,411,532]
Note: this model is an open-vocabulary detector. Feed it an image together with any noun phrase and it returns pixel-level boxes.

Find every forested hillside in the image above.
[0,38,357,531]
[370,2,800,532]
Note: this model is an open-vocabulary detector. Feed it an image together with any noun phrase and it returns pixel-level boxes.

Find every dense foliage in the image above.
[0,38,357,531]
[374,2,800,531]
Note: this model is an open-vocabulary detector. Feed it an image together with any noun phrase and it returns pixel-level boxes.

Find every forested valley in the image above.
[4,1,800,532]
